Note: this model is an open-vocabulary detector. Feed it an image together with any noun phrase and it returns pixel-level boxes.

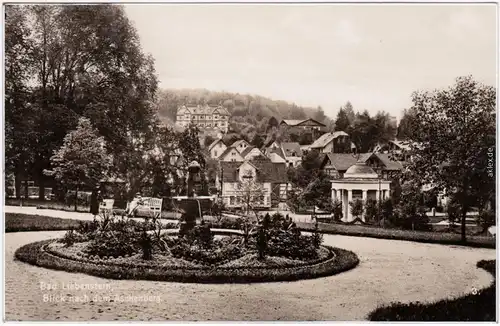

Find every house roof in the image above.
[310,131,349,149]
[231,139,249,148]
[344,162,379,179]
[374,153,404,171]
[240,146,256,158]
[268,147,286,160]
[208,138,225,152]
[220,161,288,183]
[357,153,404,171]
[281,142,302,158]
[219,147,241,160]
[177,105,230,116]
[280,118,326,127]
[323,153,359,171]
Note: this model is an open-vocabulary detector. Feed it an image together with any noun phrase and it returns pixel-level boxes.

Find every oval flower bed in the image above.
[15,233,359,283]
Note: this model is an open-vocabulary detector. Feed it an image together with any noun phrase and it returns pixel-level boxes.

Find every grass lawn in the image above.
[6,198,90,213]
[298,222,495,248]
[5,213,87,233]
[368,260,496,321]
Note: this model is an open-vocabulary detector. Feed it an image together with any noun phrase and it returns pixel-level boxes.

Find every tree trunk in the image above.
[23,180,29,199]
[14,173,21,200]
[461,206,467,243]
[74,186,78,212]
[38,177,45,201]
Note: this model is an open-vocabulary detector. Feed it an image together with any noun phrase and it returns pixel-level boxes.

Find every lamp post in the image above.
[377,168,382,226]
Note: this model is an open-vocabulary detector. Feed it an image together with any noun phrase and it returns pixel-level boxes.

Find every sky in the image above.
[124,4,497,120]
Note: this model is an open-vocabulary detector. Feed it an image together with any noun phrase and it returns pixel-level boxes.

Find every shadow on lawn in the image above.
[368,260,496,321]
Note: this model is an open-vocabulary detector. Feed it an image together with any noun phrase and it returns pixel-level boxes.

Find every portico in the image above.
[331,162,391,222]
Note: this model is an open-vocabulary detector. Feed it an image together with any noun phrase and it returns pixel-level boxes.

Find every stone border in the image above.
[14,232,359,283]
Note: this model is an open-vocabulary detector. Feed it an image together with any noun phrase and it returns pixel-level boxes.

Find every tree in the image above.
[5,5,35,198]
[350,199,364,220]
[364,199,378,223]
[343,101,356,125]
[236,171,266,216]
[397,108,418,140]
[5,5,159,200]
[334,108,350,132]
[44,118,111,210]
[314,105,326,123]
[404,76,495,242]
[203,135,215,148]
[251,134,265,149]
[395,181,430,231]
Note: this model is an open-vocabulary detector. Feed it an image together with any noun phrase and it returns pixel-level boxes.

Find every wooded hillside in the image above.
[156,88,334,137]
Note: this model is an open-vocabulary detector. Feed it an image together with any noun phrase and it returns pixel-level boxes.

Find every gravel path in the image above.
[5,231,495,321]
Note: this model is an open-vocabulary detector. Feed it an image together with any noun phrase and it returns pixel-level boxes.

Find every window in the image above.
[214,150,218,157]
[232,152,235,156]
[230,196,235,205]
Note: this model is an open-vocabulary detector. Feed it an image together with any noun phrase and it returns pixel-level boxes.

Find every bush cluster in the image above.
[84,230,139,258]
[170,236,244,266]
[15,240,359,283]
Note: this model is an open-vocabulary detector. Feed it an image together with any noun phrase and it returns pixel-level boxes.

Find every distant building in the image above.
[320,152,404,179]
[230,139,251,153]
[219,147,245,162]
[176,104,230,133]
[208,138,227,159]
[265,141,303,168]
[279,118,326,131]
[217,161,291,208]
[309,131,353,153]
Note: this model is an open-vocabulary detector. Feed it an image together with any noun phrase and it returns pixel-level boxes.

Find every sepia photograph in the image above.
[3,2,498,322]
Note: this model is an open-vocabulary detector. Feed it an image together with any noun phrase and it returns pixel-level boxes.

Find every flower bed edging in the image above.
[15,240,359,284]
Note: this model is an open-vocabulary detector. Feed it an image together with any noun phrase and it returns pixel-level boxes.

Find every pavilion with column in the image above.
[331,162,391,222]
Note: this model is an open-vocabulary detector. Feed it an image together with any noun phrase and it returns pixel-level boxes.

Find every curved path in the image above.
[5,231,495,321]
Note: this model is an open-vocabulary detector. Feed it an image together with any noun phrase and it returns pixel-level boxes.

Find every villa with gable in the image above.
[176,104,230,133]
[217,161,291,208]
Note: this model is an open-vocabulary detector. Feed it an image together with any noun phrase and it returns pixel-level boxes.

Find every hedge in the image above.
[5,213,88,233]
[298,222,495,249]
[15,240,359,284]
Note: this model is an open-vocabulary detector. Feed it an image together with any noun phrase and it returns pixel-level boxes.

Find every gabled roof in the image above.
[177,105,230,116]
[281,142,302,158]
[357,153,404,171]
[231,139,249,148]
[208,138,226,152]
[281,119,306,126]
[280,118,326,127]
[310,131,349,149]
[268,147,286,160]
[220,161,288,183]
[323,153,359,171]
[219,147,242,160]
[375,153,405,171]
[240,146,256,158]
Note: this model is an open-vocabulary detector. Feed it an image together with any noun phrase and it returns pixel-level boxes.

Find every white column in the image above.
[347,190,353,222]
[362,190,368,222]
[332,188,337,202]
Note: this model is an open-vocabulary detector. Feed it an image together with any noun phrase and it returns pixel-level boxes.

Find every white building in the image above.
[331,162,391,222]
[208,138,227,159]
[218,161,291,208]
[175,104,230,133]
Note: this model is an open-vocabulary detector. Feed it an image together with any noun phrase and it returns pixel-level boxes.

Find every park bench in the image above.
[126,197,163,217]
[142,197,163,217]
[99,199,115,213]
